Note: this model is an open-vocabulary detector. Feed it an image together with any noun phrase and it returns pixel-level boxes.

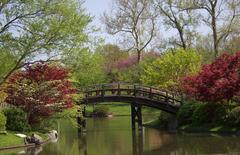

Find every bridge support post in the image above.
[131,103,142,130]
[131,104,136,130]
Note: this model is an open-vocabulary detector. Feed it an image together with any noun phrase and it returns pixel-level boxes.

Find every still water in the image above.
[1,116,240,155]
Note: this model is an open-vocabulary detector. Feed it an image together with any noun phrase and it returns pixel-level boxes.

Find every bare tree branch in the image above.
[103,0,158,63]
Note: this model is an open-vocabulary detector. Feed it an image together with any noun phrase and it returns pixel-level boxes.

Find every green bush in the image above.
[192,103,229,125]
[3,108,31,132]
[32,118,57,133]
[226,106,240,126]
[158,111,173,129]
[92,106,110,117]
[177,100,200,126]
[0,111,6,131]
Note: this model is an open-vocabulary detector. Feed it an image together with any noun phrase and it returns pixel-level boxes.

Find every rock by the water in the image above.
[48,130,58,142]
[15,133,27,138]
[25,134,43,145]
[48,130,58,139]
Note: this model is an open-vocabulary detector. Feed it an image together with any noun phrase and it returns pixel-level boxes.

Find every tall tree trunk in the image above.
[211,1,219,58]
[137,49,141,63]
[212,15,218,58]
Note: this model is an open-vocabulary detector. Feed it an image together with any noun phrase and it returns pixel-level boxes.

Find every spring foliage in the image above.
[182,52,240,102]
[4,63,76,124]
[141,49,202,91]
[0,111,6,131]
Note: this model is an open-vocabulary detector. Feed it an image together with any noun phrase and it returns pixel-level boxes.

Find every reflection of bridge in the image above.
[80,83,182,129]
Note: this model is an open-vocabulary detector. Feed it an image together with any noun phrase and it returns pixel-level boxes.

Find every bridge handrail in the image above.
[80,83,182,105]
[80,83,179,96]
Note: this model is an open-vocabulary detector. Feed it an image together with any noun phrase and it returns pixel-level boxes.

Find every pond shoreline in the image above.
[0,138,50,151]
[143,119,240,136]
[0,132,50,151]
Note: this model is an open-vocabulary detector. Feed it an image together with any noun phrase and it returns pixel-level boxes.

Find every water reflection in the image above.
[1,117,240,155]
[132,129,143,155]
[77,131,87,155]
[24,146,43,155]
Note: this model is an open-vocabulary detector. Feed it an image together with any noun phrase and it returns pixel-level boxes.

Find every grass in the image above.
[0,131,49,148]
[50,102,160,118]
[144,119,240,134]
[0,132,23,147]
[85,102,160,116]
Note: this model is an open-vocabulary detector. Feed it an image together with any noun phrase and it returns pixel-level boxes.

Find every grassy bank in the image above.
[144,117,240,134]
[0,131,48,148]
[85,102,160,116]
[0,132,23,147]
[179,125,240,134]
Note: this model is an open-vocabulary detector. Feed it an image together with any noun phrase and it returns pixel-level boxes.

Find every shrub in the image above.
[141,48,202,91]
[92,106,110,117]
[31,118,57,133]
[192,103,229,126]
[182,52,240,103]
[158,111,173,129]
[226,106,240,126]
[3,108,31,132]
[0,111,6,131]
[177,100,201,126]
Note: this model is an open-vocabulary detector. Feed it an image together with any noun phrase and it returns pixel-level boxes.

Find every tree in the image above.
[103,0,158,63]
[154,0,200,49]
[222,34,240,54]
[64,49,107,87]
[0,0,91,84]
[182,52,240,103]
[183,0,240,58]
[0,50,17,82]
[141,49,202,92]
[113,52,160,83]
[4,63,76,124]
[97,44,128,82]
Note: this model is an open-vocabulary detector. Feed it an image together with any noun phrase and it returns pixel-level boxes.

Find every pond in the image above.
[1,116,240,155]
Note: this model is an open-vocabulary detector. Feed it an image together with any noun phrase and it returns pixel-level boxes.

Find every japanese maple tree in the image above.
[182,52,240,103]
[4,62,76,124]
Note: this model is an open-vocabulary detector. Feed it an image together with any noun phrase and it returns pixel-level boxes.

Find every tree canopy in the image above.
[4,63,76,124]
[141,49,202,92]
[0,0,91,84]
[182,52,240,103]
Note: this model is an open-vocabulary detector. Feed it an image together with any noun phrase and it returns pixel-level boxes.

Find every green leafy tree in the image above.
[0,0,91,84]
[141,49,202,92]
[0,51,16,82]
[65,49,107,87]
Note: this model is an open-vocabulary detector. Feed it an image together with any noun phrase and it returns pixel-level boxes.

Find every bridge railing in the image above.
[81,83,182,107]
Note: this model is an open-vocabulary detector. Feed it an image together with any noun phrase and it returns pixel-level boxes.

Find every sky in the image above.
[83,0,211,47]
[83,0,114,43]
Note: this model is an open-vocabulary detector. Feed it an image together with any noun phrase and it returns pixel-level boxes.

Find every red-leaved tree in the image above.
[182,52,240,103]
[115,52,160,70]
[5,62,76,124]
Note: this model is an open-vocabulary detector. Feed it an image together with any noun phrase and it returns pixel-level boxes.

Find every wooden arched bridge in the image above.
[80,83,182,129]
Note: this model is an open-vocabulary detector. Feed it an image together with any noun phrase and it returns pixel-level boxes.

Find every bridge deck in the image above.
[80,83,181,114]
